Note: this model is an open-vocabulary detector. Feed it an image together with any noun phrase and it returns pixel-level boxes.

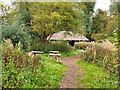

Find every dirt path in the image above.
[59,53,85,88]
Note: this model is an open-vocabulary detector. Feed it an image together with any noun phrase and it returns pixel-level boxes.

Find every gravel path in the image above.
[59,53,85,88]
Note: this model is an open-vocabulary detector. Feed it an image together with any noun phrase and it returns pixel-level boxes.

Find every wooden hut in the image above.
[47,31,89,46]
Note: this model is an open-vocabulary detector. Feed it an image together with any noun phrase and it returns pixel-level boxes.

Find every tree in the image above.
[102,1,119,42]
[2,15,31,50]
[80,2,96,41]
[1,2,31,50]
[29,2,84,42]
[91,9,109,41]
[108,1,120,87]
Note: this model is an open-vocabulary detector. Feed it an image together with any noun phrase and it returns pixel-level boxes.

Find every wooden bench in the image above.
[48,51,59,57]
[49,53,62,62]
[31,51,44,55]
[48,51,62,62]
[31,51,44,58]
[49,51,59,54]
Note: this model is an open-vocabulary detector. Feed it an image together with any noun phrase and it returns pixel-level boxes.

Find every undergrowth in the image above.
[61,49,83,58]
[1,39,66,88]
[76,59,118,88]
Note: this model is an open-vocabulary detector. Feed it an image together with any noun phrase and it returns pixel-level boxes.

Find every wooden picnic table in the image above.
[31,51,44,55]
[48,51,62,62]
[49,51,59,54]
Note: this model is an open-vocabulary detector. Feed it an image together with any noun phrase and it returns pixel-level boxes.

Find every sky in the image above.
[1,0,111,12]
[94,0,111,12]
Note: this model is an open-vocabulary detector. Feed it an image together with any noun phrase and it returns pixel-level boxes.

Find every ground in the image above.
[59,53,86,88]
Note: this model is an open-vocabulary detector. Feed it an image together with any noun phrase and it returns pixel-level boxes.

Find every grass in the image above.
[76,59,118,88]
[41,49,83,58]
[20,54,66,88]
[21,49,82,88]
[35,49,82,88]
[37,53,66,88]
[61,49,84,58]
[43,61,66,88]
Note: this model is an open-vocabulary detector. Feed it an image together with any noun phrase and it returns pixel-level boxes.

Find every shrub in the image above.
[75,42,88,50]
[75,41,118,87]
[52,42,72,52]
[1,39,66,88]
[30,40,72,53]
[83,42,116,66]
[1,39,43,88]
[79,41,118,87]
[2,18,31,51]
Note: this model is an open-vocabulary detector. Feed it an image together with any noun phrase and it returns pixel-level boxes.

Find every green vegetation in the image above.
[77,59,118,88]
[40,49,82,59]
[1,39,66,88]
[1,0,119,88]
[1,2,96,45]
[30,41,72,53]
[76,41,119,88]
[30,2,84,42]
[75,42,88,50]
[2,16,31,50]
[61,49,83,58]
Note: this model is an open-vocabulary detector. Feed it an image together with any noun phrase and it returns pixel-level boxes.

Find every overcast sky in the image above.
[94,0,111,12]
[1,0,111,12]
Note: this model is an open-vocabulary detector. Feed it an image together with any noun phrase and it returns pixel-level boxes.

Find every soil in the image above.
[59,53,86,88]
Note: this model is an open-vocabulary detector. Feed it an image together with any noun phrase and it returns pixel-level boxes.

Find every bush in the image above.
[30,40,72,53]
[2,16,31,51]
[1,39,66,88]
[1,39,42,88]
[79,41,118,87]
[75,42,88,50]
[74,41,118,87]
[83,42,116,65]
[52,42,72,52]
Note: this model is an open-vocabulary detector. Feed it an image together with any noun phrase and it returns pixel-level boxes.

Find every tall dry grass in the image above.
[76,40,118,87]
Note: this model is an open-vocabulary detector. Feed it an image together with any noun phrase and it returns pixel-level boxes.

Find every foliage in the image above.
[30,40,72,53]
[1,2,31,50]
[109,1,120,87]
[29,2,86,42]
[1,2,90,43]
[80,2,96,41]
[75,42,88,50]
[61,49,83,58]
[1,39,66,88]
[77,59,118,88]
[2,16,31,50]
[77,41,118,88]
[110,2,118,14]
[0,2,12,24]
[91,9,109,41]
[90,1,118,42]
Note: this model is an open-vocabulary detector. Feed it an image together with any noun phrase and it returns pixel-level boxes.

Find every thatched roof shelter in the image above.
[47,31,89,41]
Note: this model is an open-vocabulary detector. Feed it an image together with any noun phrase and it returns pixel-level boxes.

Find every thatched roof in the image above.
[47,31,89,41]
